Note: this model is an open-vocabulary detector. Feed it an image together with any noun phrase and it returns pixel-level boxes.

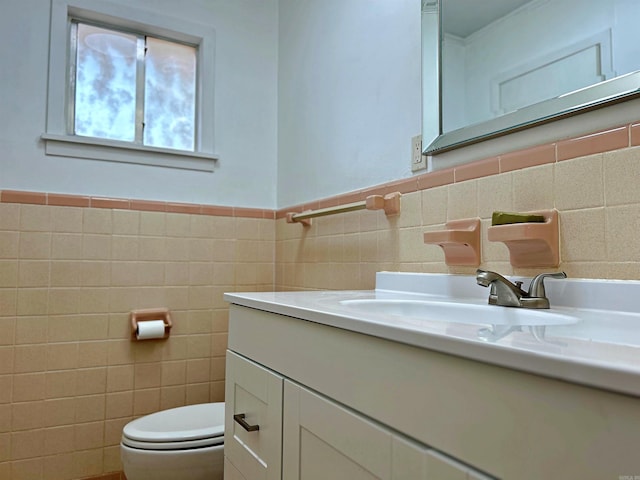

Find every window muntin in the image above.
[70,20,197,152]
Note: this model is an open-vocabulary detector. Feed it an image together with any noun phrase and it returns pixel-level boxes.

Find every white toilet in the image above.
[121,402,225,480]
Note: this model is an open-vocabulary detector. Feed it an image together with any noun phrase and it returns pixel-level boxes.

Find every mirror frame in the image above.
[422,0,640,156]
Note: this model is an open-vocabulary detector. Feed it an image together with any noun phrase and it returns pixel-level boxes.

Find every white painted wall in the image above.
[276,0,422,207]
[5,0,637,210]
[0,0,278,208]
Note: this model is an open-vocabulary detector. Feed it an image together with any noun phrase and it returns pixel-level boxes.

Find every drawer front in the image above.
[225,350,283,480]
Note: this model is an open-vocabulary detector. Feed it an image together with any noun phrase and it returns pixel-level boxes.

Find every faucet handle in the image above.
[528,272,567,298]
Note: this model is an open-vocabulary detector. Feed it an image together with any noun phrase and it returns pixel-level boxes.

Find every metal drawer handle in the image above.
[233,413,260,432]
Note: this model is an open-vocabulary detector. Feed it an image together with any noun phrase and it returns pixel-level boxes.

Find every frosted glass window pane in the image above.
[144,38,196,151]
[75,24,137,141]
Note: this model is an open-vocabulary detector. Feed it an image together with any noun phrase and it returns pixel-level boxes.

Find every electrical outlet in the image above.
[411,135,426,172]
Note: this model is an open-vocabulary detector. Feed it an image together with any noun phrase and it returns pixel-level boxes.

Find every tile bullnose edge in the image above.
[375,271,484,299]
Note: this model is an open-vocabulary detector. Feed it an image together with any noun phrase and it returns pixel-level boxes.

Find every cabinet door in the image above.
[282,380,495,480]
[225,350,283,480]
[224,458,248,480]
[425,450,495,480]
[392,434,495,480]
[283,381,431,480]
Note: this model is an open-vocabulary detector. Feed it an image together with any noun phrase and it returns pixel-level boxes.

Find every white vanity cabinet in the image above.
[224,303,640,479]
[225,349,488,480]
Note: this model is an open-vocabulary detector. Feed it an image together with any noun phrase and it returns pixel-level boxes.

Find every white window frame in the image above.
[43,0,218,171]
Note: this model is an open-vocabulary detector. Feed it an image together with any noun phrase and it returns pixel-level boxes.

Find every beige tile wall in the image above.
[275,145,640,291]
[0,204,274,479]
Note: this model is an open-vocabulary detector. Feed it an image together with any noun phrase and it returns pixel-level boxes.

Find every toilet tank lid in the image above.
[123,402,225,443]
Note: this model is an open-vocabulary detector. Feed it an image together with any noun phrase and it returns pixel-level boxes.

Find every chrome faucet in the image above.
[476,269,567,309]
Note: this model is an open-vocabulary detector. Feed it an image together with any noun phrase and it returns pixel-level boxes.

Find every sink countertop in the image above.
[224,272,640,398]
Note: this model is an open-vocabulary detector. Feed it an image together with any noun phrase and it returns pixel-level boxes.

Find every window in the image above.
[72,22,197,150]
[44,0,217,171]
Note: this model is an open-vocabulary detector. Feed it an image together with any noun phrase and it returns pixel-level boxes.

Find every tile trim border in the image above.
[2,121,636,220]
[276,121,637,218]
[0,190,275,220]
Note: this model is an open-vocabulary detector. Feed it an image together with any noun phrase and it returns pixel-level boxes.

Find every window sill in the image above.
[41,133,218,172]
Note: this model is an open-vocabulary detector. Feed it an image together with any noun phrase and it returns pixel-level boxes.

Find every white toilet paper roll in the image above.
[136,320,166,340]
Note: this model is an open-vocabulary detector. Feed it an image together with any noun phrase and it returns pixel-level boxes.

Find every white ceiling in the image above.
[442,0,532,38]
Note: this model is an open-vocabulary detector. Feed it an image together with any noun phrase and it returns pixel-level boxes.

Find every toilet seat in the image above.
[122,434,224,451]
[122,403,225,451]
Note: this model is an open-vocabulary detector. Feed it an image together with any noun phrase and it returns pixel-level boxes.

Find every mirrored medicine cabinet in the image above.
[422,0,640,156]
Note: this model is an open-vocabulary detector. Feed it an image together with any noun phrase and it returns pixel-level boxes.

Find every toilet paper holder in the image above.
[130,308,173,339]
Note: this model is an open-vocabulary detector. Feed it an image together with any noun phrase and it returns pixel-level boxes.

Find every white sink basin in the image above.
[339,299,579,327]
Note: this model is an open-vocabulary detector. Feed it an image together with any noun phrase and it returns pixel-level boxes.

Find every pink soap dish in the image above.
[487,209,559,267]
[423,218,481,266]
